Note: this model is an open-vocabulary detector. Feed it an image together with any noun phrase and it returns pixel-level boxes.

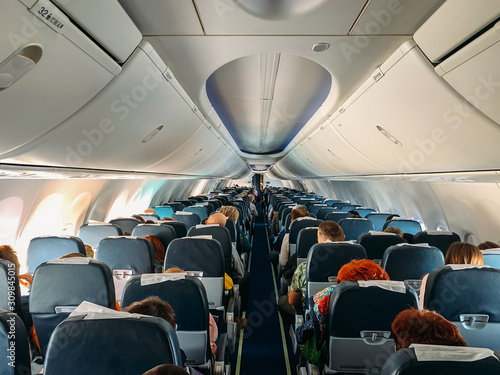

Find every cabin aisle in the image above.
[233,204,296,375]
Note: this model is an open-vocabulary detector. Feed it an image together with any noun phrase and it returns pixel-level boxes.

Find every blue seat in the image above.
[159,220,187,238]
[381,244,444,281]
[357,232,405,260]
[316,207,337,220]
[225,218,237,246]
[381,345,500,375]
[96,236,155,275]
[289,218,323,256]
[355,208,377,217]
[0,260,22,317]
[167,202,186,212]
[339,218,375,241]
[132,223,176,250]
[305,242,366,302]
[185,205,209,221]
[165,238,225,309]
[153,205,174,218]
[324,281,418,374]
[481,249,500,268]
[331,202,349,209]
[284,213,292,233]
[44,307,183,374]
[309,204,327,216]
[30,258,115,357]
[423,265,500,350]
[187,224,233,279]
[122,274,217,369]
[171,212,201,231]
[324,212,351,223]
[323,199,340,207]
[108,217,142,234]
[366,213,393,231]
[135,213,160,222]
[27,235,86,274]
[0,309,30,375]
[339,204,361,212]
[296,227,318,265]
[78,223,123,248]
[383,219,422,235]
[412,230,461,255]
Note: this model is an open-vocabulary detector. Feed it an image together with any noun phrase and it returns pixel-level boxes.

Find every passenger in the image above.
[248,194,258,217]
[164,267,219,354]
[219,205,251,255]
[383,227,404,237]
[296,259,389,365]
[58,252,86,259]
[279,206,312,267]
[348,210,362,218]
[392,308,466,350]
[402,232,414,243]
[84,244,94,258]
[143,364,188,375]
[143,234,166,267]
[277,221,344,327]
[132,215,146,223]
[144,208,157,215]
[478,241,500,250]
[123,296,176,328]
[420,242,483,307]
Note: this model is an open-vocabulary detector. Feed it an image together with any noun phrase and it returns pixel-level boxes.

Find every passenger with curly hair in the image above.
[392,308,466,350]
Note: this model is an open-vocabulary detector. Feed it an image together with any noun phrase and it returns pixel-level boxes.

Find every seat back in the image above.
[178,199,194,207]
[306,242,367,300]
[165,238,225,308]
[366,213,393,231]
[331,202,349,209]
[296,227,318,265]
[357,232,405,260]
[424,265,500,350]
[78,223,123,248]
[122,274,211,366]
[30,258,115,357]
[412,230,461,255]
[0,309,30,375]
[289,218,323,256]
[159,220,187,238]
[135,213,160,222]
[225,218,237,246]
[316,207,337,220]
[170,212,201,231]
[153,205,174,218]
[381,345,500,375]
[184,206,208,221]
[339,218,375,241]
[309,204,327,216]
[188,225,233,278]
[355,208,377,217]
[279,205,294,229]
[96,236,155,275]
[44,310,183,374]
[27,235,86,274]
[339,204,361,212]
[284,213,292,233]
[327,281,418,373]
[132,224,176,250]
[324,212,351,223]
[167,202,185,212]
[381,244,444,281]
[383,219,422,235]
[108,217,142,233]
[323,199,340,207]
[481,249,500,268]
[0,260,22,317]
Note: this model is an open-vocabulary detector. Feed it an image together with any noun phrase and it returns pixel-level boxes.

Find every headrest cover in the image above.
[395,243,431,248]
[481,249,500,254]
[185,235,213,240]
[47,258,91,265]
[141,273,186,286]
[70,301,123,319]
[197,224,219,228]
[368,231,397,236]
[358,280,406,293]
[174,212,192,215]
[411,344,497,362]
[447,264,492,270]
[425,230,453,235]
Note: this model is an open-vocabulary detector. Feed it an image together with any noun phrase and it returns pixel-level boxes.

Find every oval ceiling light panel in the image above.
[207,54,332,154]
[233,0,327,20]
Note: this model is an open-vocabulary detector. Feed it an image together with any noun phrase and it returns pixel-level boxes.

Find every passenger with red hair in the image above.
[392,308,466,350]
[143,234,166,267]
[296,259,389,365]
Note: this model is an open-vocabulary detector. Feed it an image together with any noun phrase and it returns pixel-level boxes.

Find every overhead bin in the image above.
[413,0,500,63]
[2,40,250,179]
[0,0,122,155]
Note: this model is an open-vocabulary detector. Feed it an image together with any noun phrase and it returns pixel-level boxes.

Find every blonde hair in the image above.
[383,227,404,237]
[219,206,239,223]
[445,242,483,265]
[0,245,20,273]
[84,244,94,258]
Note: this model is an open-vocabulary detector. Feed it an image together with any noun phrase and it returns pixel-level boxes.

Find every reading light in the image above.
[0,44,43,91]
[312,43,330,52]
[141,125,164,144]
[377,125,402,146]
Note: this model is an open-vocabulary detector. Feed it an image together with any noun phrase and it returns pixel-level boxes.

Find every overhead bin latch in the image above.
[372,66,384,82]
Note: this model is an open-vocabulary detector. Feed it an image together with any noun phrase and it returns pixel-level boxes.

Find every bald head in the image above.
[207,212,227,227]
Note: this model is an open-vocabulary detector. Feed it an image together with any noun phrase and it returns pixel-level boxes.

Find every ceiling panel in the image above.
[352,0,445,35]
[194,0,367,35]
[118,0,204,35]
